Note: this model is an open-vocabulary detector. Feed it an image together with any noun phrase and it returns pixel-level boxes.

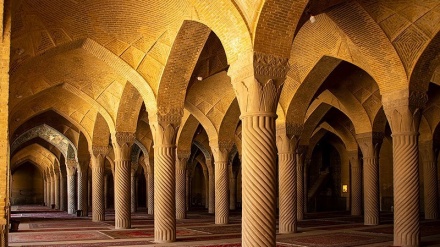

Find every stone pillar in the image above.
[112,132,135,229]
[54,170,60,209]
[228,51,287,246]
[131,163,139,213]
[276,131,299,233]
[91,146,108,221]
[50,173,55,207]
[176,153,190,219]
[66,159,77,214]
[150,117,180,243]
[296,145,307,221]
[419,140,438,219]
[186,171,191,211]
[229,165,236,210]
[60,171,67,211]
[383,91,427,247]
[77,163,88,216]
[357,132,383,225]
[147,165,154,215]
[207,159,215,214]
[212,142,231,224]
[104,174,109,210]
[348,150,362,216]
[203,168,209,208]
[43,174,47,206]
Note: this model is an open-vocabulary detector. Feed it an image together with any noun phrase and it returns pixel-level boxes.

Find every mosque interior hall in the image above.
[1,0,440,246]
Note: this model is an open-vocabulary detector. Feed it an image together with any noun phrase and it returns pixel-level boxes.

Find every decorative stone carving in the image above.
[276,133,299,233]
[112,132,135,229]
[65,159,77,214]
[357,132,383,225]
[150,121,179,243]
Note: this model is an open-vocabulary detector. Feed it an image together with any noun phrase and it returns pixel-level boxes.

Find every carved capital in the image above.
[112,132,135,160]
[150,121,178,147]
[65,159,77,176]
[356,132,383,158]
[150,109,183,126]
[383,90,427,134]
[177,152,191,170]
[419,140,434,162]
[276,133,299,154]
[92,146,109,157]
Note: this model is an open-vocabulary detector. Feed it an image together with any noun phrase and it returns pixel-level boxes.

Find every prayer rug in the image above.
[277,232,391,247]
[30,220,110,229]
[9,231,111,243]
[188,224,242,234]
[21,240,152,247]
[100,229,205,239]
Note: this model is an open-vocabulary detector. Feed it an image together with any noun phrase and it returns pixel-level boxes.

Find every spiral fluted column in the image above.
[112,132,135,229]
[77,169,88,216]
[420,141,439,219]
[66,160,77,214]
[276,132,298,233]
[147,170,154,215]
[91,146,108,222]
[229,166,237,210]
[296,145,307,221]
[176,153,189,220]
[348,151,362,216]
[228,51,287,247]
[384,92,426,247]
[357,133,383,225]
[212,144,231,224]
[54,171,60,209]
[131,167,138,213]
[60,173,67,211]
[206,159,215,214]
[150,119,180,243]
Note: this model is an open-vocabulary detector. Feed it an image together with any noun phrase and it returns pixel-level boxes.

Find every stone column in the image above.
[212,142,231,224]
[203,168,209,208]
[150,116,180,243]
[91,146,108,222]
[147,164,154,215]
[206,158,215,214]
[60,171,67,211]
[229,165,236,210]
[54,170,60,209]
[228,51,287,246]
[112,132,135,229]
[43,174,47,206]
[104,174,109,210]
[276,130,299,233]
[176,153,190,219]
[348,150,362,216]
[383,91,427,247]
[296,145,307,221]
[131,163,139,213]
[186,171,191,211]
[50,172,55,207]
[77,163,88,216]
[66,159,77,214]
[357,132,383,225]
[419,140,438,219]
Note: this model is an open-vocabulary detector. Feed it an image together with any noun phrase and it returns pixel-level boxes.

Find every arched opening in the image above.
[11,162,44,205]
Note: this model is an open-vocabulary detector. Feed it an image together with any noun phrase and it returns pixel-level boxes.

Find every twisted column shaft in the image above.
[114,160,131,228]
[131,173,137,213]
[207,160,215,214]
[349,153,362,216]
[91,148,107,221]
[278,152,296,233]
[147,172,154,215]
[420,141,438,220]
[393,133,420,246]
[241,114,278,246]
[229,166,237,210]
[67,174,76,214]
[176,169,186,219]
[186,173,190,211]
[296,146,306,221]
[43,178,47,206]
[54,173,60,209]
[215,162,229,224]
[77,170,88,216]
[203,169,209,208]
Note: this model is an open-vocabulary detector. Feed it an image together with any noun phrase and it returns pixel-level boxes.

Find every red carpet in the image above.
[10,231,111,243]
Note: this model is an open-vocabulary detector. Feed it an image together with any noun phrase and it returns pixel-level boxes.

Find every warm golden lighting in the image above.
[342,185,348,193]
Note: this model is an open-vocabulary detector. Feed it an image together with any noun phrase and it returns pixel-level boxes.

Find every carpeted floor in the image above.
[8,205,440,246]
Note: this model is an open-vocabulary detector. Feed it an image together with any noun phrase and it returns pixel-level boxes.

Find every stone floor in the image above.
[8,205,440,246]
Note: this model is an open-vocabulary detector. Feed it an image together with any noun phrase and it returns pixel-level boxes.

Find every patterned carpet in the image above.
[277,232,392,247]
[100,229,206,239]
[21,240,153,247]
[188,224,242,234]
[10,231,111,243]
[30,220,111,229]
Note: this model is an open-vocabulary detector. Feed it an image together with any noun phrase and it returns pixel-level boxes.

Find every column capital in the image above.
[92,145,109,157]
[356,132,384,158]
[276,132,299,154]
[149,121,179,147]
[176,152,191,170]
[419,140,434,163]
[112,132,135,160]
[211,140,233,163]
[66,159,77,176]
[382,90,427,134]
[228,51,287,116]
